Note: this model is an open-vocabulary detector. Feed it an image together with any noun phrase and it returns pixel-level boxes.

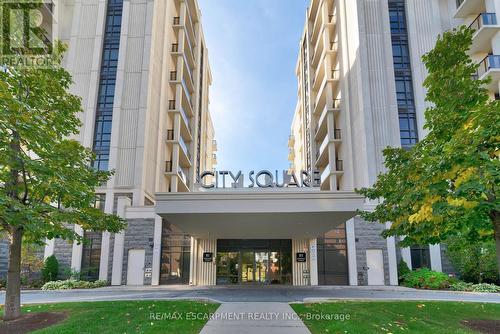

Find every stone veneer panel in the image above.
[118,218,155,285]
[353,216,390,285]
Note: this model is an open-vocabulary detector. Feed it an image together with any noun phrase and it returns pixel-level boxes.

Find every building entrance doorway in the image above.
[216,240,292,285]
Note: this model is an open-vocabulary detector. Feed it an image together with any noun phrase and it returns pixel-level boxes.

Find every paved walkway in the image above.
[1,285,500,305]
[200,302,311,334]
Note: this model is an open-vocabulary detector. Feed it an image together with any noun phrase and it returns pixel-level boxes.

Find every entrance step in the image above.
[200,302,311,334]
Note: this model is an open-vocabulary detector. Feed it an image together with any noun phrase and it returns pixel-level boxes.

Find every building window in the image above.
[80,194,106,281]
[317,225,349,285]
[410,245,431,269]
[389,0,419,148]
[92,0,123,170]
[160,223,191,284]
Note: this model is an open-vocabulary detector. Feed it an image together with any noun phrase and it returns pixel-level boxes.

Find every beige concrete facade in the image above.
[44,0,217,284]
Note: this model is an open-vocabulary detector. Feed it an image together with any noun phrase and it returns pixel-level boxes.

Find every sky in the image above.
[198,0,309,174]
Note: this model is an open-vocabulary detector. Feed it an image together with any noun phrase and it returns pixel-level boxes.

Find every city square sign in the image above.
[199,170,321,189]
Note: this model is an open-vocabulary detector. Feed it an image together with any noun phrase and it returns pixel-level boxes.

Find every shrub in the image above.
[397,260,411,283]
[41,255,59,282]
[445,237,499,284]
[0,279,6,289]
[41,279,108,290]
[450,282,500,293]
[401,268,452,289]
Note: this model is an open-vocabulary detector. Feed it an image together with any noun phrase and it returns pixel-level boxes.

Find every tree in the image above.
[357,27,499,277]
[41,255,59,283]
[0,42,125,320]
[445,236,498,284]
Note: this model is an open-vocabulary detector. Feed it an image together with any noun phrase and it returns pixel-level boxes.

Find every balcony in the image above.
[469,13,500,54]
[177,167,190,191]
[316,128,342,168]
[212,139,218,152]
[212,153,218,165]
[288,148,295,161]
[455,0,485,19]
[476,54,500,91]
[173,5,196,47]
[167,100,192,141]
[314,70,340,108]
[165,129,191,168]
[288,135,295,148]
[178,135,192,168]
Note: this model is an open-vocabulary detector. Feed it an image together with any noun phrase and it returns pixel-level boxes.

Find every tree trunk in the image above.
[493,211,500,281]
[3,228,23,321]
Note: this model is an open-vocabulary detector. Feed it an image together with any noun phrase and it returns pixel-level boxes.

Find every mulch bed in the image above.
[461,319,500,334]
[0,312,67,334]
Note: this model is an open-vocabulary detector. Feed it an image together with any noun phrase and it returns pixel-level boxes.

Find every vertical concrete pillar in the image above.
[292,239,309,286]
[309,238,318,286]
[346,218,358,285]
[429,244,443,272]
[189,237,196,285]
[151,215,162,285]
[196,239,216,285]
[400,246,412,270]
[111,197,131,285]
[99,191,115,281]
[385,223,398,285]
[43,238,55,259]
[70,225,84,273]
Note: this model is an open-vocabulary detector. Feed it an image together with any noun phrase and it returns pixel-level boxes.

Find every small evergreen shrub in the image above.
[397,260,411,283]
[41,279,108,290]
[401,268,452,289]
[41,255,59,282]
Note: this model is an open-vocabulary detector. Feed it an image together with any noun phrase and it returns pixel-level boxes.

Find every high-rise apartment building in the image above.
[37,0,217,285]
[3,0,491,286]
[288,0,500,285]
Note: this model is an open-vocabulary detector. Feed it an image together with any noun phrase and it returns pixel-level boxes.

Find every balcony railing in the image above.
[332,98,341,109]
[469,13,498,31]
[477,54,500,78]
[170,71,177,81]
[333,129,341,140]
[179,135,191,160]
[166,129,174,140]
[178,168,188,186]
[165,161,173,172]
[168,100,176,110]
[335,159,344,172]
[331,70,340,80]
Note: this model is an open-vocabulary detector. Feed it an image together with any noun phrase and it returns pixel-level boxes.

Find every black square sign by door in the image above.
[296,252,306,262]
[203,252,213,262]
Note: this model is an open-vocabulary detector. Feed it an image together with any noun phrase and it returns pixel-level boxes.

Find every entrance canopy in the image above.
[155,190,365,239]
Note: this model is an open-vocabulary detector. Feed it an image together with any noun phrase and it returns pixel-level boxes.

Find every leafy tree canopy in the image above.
[357,27,499,248]
[0,42,125,245]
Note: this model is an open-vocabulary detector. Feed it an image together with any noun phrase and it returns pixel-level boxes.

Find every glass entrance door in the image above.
[241,251,255,283]
[254,252,268,283]
[216,240,293,285]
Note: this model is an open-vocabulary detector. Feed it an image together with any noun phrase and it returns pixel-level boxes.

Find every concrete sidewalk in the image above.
[200,302,311,334]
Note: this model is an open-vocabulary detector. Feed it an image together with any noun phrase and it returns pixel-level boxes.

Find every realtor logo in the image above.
[0,0,58,66]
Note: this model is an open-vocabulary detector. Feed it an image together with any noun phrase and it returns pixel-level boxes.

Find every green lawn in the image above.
[291,301,500,333]
[0,300,220,333]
